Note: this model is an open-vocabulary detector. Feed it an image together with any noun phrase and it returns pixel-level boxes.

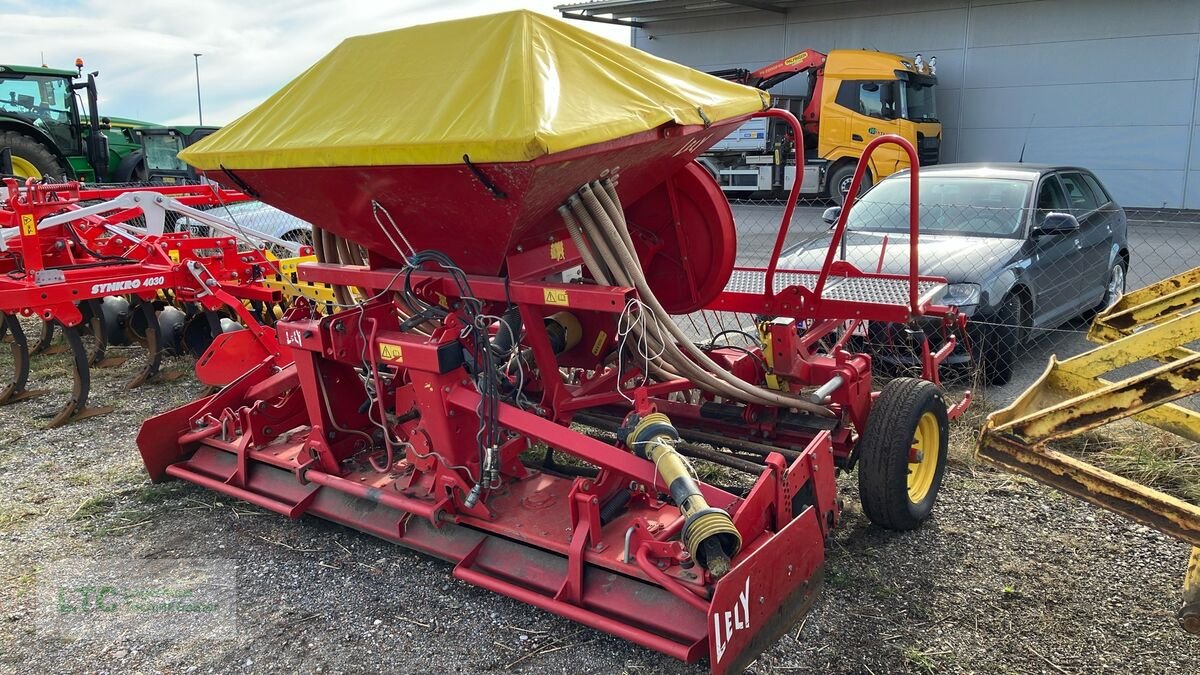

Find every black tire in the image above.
[974,293,1021,386]
[828,163,870,206]
[0,130,66,180]
[857,377,949,530]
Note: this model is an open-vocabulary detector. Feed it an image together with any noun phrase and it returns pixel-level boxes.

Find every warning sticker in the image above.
[549,240,565,261]
[378,342,404,363]
[20,214,36,236]
[543,288,570,306]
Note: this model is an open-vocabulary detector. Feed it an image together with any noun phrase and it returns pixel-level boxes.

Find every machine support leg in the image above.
[1183,546,1200,635]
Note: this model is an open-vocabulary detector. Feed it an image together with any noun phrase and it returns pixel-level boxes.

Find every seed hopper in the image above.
[136,11,969,672]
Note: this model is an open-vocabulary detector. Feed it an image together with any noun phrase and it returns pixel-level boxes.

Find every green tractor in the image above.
[0,60,157,182]
[137,126,220,183]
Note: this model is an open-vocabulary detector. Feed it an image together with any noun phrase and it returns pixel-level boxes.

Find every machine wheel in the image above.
[0,130,66,180]
[829,163,870,206]
[857,377,949,530]
[974,293,1021,386]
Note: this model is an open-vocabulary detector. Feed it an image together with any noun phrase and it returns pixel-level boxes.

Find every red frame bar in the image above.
[814,135,922,315]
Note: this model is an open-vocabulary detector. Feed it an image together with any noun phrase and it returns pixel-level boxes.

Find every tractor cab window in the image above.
[143,133,188,172]
[835,80,898,120]
[0,74,80,154]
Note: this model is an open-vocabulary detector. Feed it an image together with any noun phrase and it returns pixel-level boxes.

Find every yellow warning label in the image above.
[378,342,404,363]
[168,249,181,263]
[591,330,608,356]
[543,288,570,306]
[434,292,449,309]
[20,214,36,237]
[549,240,565,261]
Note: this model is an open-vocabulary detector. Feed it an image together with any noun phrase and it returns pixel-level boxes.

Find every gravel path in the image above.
[0,357,1196,674]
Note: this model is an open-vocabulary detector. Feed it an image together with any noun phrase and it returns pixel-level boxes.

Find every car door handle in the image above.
[852,134,863,142]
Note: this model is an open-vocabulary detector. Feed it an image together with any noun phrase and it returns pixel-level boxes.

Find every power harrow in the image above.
[0,178,316,427]
[132,12,973,672]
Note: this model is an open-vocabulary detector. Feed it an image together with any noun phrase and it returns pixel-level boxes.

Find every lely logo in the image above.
[89,276,165,295]
[713,576,752,662]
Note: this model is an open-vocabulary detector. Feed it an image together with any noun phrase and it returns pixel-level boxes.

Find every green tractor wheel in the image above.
[0,130,66,180]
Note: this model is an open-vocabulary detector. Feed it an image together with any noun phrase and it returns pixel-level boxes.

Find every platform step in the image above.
[724,269,945,307]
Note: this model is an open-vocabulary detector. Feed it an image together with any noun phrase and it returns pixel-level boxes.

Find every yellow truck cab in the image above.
[819,50,941,199]
[704,48,942,203]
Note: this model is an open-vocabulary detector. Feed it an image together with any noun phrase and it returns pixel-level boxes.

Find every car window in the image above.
[1035,177,1069,224]
[846,175,1031,238]
[1081,173,1111,206]
[1059,172,1100,214]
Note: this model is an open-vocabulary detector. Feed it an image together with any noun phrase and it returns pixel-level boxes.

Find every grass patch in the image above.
[69,494,115,521]
[0,503,39,531]
[903,646,943,673]
[136,480,192,504]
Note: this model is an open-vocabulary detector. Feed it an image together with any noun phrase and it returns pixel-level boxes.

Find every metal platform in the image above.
[723,268,945,307]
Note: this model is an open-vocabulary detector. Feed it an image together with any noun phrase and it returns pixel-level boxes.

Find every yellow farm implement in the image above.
[978,267,1200,634]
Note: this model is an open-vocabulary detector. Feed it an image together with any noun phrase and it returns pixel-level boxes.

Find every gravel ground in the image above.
[0,353,1197,674]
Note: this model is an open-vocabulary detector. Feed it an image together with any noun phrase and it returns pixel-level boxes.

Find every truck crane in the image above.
[704,48,942,204]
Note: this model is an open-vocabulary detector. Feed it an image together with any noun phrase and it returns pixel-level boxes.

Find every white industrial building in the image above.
[559,0,1200,208]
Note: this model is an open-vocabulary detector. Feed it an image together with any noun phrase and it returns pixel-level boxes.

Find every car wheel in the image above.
[973,293,1021,386]
[829,164,870,206]
[270,229,314,260]
[1096,261,1126,312]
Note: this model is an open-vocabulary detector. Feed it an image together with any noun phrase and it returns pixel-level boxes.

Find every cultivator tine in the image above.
[126,300,164,388]
[30,319,67,356]
[0,312,43,404]
[44,322,113,428]
[82,299,123,368]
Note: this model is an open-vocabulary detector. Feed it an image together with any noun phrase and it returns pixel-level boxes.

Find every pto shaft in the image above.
[624,412,742,577]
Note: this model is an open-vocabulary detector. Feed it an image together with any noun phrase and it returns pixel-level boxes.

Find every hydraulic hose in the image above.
[564,179,831,416]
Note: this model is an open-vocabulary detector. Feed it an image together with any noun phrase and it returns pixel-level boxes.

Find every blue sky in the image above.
[1,1,629,126]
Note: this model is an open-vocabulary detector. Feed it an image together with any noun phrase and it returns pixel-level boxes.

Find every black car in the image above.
[778,163,1129,384]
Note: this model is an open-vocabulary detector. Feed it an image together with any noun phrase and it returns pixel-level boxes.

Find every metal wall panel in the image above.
[627,0,1200,207]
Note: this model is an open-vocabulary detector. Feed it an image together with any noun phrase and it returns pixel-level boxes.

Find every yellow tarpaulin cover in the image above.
[180,10,768,170]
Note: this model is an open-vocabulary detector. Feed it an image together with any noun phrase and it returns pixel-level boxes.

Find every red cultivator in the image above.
[0,178,303,426]
[137,106,968,670]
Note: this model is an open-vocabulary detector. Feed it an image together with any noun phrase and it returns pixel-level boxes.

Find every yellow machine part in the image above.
[179,10,768,171]
[262,255,342,306]
[977,266,1200,634]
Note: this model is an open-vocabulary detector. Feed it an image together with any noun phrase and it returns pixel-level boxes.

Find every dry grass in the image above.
[1050,419,1200,505]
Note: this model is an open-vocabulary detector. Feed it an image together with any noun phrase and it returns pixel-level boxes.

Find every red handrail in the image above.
[760,108,807,298]
[812,135,922,315]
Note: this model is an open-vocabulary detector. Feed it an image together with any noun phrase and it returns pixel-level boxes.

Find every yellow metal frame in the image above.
[262,255,342,306]
[977,266,1200,634]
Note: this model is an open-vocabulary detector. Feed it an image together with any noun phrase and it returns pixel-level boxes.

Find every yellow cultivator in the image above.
[978,267,1200,634]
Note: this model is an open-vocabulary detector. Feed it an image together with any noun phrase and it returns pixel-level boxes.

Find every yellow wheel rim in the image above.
[907,411,940,503]
[9,155,42,179]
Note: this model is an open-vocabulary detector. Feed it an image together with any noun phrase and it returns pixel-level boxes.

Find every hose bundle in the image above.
[559,178,832,417]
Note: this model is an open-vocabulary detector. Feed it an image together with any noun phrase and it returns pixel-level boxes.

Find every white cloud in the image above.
[1,0,630,126]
